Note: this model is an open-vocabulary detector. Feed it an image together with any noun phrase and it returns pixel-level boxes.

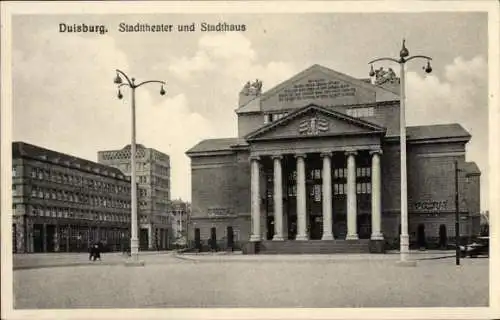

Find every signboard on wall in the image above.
[207,208,234,218]
[413,200,447,212]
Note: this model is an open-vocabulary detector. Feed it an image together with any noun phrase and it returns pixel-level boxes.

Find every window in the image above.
[356,182,371,194]
[346,107,374,118]
[264,112,288,124]
[334,168,347,179]
[12,166,17,177]
[313,184,321,202]
[12,185,17,196]
[334,183,347,195]
[31,168,37,178]
[356,167,371,177]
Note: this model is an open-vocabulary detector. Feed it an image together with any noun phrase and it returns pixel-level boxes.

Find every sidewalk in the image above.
[174,250,457,262]
[13,251,173,270]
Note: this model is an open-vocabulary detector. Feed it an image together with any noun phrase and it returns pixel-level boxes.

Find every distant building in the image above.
[98,144,171,250]
[12,142,132,253]
[186,64,481,254]
[169,199,190,245]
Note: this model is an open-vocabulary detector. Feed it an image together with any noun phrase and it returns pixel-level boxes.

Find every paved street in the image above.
[13,251,488,309]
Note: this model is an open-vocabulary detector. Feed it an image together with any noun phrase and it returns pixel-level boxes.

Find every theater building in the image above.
[12,142,132,253]
[186,64,481,253]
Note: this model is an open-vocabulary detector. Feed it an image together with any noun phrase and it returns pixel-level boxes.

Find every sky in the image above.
[11,11,489,210]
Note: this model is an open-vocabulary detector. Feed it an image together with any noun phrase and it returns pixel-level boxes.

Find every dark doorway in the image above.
[439,224,447,248]
[333,213,347,239]
[139,229,149,251]
[309,215,322,240]
[266,216,274,240]
[33,224,43,253]
[210,227,217,251]
[417,224,426,248]
[288,215,297,240]
[194,228,201,251]
[227,226,234,250]
[46,225,56,252]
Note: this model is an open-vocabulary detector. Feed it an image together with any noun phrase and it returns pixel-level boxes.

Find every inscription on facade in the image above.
[413,200,447,211]
[278,78,356,102]
[207,208,233,218]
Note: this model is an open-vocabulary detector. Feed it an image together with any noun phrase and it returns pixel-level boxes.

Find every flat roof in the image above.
[13,141,128,180]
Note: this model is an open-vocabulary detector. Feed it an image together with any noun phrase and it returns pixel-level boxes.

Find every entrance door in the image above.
[417,224,426,248]
[33,224,43,253]
[46,225,56,252]
[288,215,297,240]
[266,216,274,240]
[210,227,217,251]
[309,215,323,240]
[139,229,149,251]
[439,224,447,248]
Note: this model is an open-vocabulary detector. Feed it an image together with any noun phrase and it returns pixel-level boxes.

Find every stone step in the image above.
[258,240,372,254]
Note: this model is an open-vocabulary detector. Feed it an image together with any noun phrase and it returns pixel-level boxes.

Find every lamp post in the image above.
[368,40,432,264]
[114,69,166,263]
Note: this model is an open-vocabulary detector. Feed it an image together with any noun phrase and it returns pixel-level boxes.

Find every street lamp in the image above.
[368,40,432,265]
[114,69,166,263]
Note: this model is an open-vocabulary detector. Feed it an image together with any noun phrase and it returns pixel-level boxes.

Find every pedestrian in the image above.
[89,244,95,261]
[89,243,101,261]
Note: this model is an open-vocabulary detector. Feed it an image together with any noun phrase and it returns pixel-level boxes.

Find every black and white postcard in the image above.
[1,1,498,320]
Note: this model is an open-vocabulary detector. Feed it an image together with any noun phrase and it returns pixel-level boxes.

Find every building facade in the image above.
[98,144,171,250]
[169,199,190,246]
[12,142,132,253]
[186,64,481,253]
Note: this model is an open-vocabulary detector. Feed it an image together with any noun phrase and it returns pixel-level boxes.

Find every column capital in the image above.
[345,149,358,157]
[249,155,261,162]
[320,152,332,158]
[369,149,383,156]
[271,155,283,160]
[294,153,307,159]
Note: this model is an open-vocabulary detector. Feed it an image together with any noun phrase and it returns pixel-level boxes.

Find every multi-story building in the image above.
[98,144,171,250]
[186,64,481,254]
[12,142,132,253]
[169,199,190,245]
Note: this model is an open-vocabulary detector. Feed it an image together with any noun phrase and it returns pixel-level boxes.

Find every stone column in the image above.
[272,155,284,241]
[370,150,384,240]
[295,154,308,241]
[346,150,359,240]
[42,223,47,252]
[321,152,334,240]
[54,224,60,252]
[26,221,34,253]
[250,156,261,242]
[66,225,70,252]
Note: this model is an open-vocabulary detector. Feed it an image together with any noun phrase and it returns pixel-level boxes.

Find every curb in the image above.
[14,261,125,271]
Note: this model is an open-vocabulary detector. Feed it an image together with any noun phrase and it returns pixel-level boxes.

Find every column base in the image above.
[321,233,334,240]
[369,239,385,253]
[370,233,384,240]
[346,234,359,240]
[295,234,309,241]
[272,235,284,241]
[125,253,145,267]
[249,234,261,242]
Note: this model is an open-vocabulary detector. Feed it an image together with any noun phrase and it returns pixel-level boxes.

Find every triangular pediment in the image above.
[245,104,386,141]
